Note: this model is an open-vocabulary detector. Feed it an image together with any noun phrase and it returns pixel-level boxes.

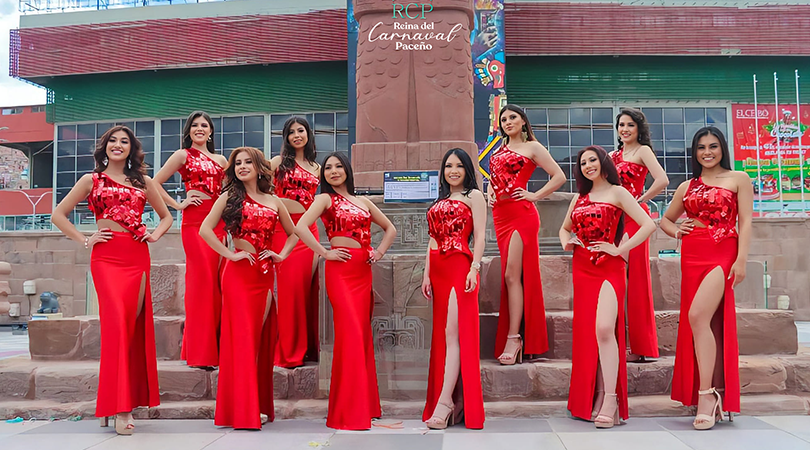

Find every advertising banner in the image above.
[732,103,810,213]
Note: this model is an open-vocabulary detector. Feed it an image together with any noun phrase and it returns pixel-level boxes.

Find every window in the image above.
[31,105,46,113]
[1,107,23,115]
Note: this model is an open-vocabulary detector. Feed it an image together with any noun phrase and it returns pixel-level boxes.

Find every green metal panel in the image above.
[506,56,810,105]
[44,61,348,123]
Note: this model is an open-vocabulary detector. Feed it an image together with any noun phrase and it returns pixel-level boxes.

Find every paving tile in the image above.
[335,419,431,434]
[557,431,692,450]
[0,432,115,449]
[443,432,566,450]
[671,429,810,450]
[655,415,776,432]
[755,415,810,432]
[88,432,224,450]
[259,419,332,434]
[445,418,552,433]
[201,432,334,450]
[548,417,666,433]
[21,419,114,434]
[0,420,51,437]
[325,433,443,450]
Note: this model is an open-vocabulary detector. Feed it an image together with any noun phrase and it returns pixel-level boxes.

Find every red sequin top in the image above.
[177,148,224,198]
[611,148,649,199]
[570,194,623,264]
[321,193,372,255]
[274,163,319,209]
[427,198,473,257]
[489,146,535,200]
[683,177,739,243]
[233,195,279,274]
[88,172,148,238]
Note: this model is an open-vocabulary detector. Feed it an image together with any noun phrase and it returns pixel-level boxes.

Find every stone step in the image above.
[4,354,809,406]
[27,309,798,363]
[1,394,807,421]
[0,358,318,403]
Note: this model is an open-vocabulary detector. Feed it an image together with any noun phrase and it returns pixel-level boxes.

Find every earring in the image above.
[208,135,213,142]
[258,173,262,179]
[127,159,132,170]
[102,157,108,166]
[521,126,528,142]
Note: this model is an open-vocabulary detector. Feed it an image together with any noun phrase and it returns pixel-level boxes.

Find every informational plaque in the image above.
[383,171,439,203]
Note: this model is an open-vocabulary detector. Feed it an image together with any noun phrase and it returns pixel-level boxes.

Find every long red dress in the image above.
[214,194,278,430]
[178,147,226,367]
[611,148,659,358]
[489,145,548,357]
[567,194,628,421]
[422,198,485,429]
[321,193,381,430]
[272,163,320,368]
[671,177,740,413]
[87,172,160,417]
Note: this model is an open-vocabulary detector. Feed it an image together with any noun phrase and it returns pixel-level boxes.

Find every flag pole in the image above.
[775,72,784,215]
[754,75,762,216]
[796,70,806,216]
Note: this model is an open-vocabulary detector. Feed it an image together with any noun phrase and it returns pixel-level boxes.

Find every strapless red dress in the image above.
[671,177,740,413]
[272,163,320,368]
[611,148,659,358]
[87,172,160,417]
[177,147,226,367]
[214,194,278,430]
[489,145,548,357]
[422,198,485,429]
[566,194,628,421]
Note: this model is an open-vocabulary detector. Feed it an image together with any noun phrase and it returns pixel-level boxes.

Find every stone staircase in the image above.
[1,255,809,420]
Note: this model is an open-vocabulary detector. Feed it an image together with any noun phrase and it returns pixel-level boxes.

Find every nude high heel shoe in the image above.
[426,402,456,430]
[594,393,621,429]
[498,334,523,365]
[694,388,724,430]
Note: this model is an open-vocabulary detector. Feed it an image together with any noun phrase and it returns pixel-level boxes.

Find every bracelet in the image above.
[84,236,90,249]
[675,230,682,240]
[470,261,481,271]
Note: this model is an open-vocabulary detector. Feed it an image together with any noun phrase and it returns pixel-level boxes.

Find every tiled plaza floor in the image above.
[1,416,810,450]
[0,328,28,360]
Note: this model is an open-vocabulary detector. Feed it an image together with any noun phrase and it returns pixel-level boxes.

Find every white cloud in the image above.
[0,3,48,107]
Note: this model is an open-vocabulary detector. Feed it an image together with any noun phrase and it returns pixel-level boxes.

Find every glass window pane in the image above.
[707,108,727,124]
[526,108,546,126]
[244,116,264,133]
[548,109,568,125]
[76,156,95,172]
[315,113,335,132]
[570,129,590,147]
[663,108,683,123]
[57,141,76,157]
[664,125,685,140]
[664,140,686,156]
[549,146,570,163]
[222,117,243,133]
[56,172,74,188]
[244,132,264,148]
[684,108,704,124]
[593,129,614,146]
[136,121,155,136]
[686,123,704,142]
[337,133,349,151]
[533,130,548,147]
[57,157,74,172]
[161,119,181,136]
[549,130,569,146]
[570,108,590,126]
[271,114,292,131]
[96,123,113,137]
[77,139,95,157]
[140,137,154,153]
[664,157,686,173]
[118,121,135,131]
[592,108,613,124]
[270,136,283,156]
[652,140,664,156]
[669,174,687,189]
[336,113,348,131]
[58,125,76,140]
[223,133,243,150]
[315,134,335,152]
[77,124,94,140]
[642,108,663,123]
[650,124,663,140]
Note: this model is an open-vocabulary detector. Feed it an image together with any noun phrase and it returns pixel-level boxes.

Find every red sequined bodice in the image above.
[427,198,473,257]
[489,146,535,199]
[321,194,372,250]
[611,148,649,199]
[88,172,148,238]
[233,195,279,274]
[274,163,319,209]
[683,177,739,243]
[177,148,224,198]
[570,194,623,264]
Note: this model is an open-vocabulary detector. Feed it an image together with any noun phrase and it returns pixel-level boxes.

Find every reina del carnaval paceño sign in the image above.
[367,2,464,50]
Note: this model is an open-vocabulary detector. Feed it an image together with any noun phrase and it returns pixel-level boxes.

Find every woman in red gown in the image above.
[488,104,566,364]
[421,148,487,430]
[270,117,320,368]
[200,147,298,430]
[52,125,173,435]
[610,108,668,363]
[661,127,752,430]
[559,146,655,428]
[295,152,397,430]
[153,111,227,369]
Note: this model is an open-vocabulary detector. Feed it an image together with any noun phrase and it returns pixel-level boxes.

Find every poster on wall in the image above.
[732,103,810,214]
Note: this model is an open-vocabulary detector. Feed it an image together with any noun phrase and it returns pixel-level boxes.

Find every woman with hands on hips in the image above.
[199,146,298,430]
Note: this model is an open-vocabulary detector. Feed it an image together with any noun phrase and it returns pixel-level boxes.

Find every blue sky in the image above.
[0,0,48,107]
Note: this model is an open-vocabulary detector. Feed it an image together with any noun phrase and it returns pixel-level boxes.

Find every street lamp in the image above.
[15,190,52,230]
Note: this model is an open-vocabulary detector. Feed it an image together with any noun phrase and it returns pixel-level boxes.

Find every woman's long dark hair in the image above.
[93,125,146,189]
[498,104,536,145]
[320,152,355,195]
[221,146,273,234]
[277,117,317,179]
[690,126,731,178]
[436,148,478,201]
[574,145,624,245]
[182,110,216,153]
[615,107,652,150]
